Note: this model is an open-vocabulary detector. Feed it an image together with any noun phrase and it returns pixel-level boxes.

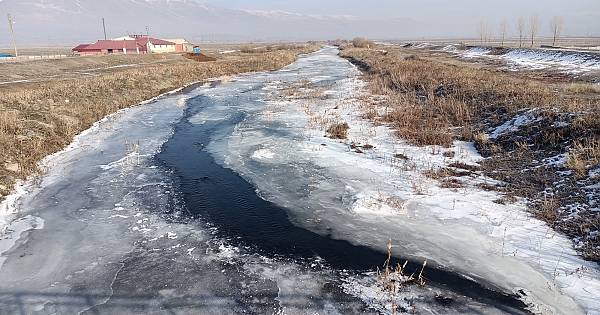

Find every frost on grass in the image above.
[344,240,427,314]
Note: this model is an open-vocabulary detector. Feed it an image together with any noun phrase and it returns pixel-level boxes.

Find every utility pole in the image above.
[7,14,18,57]
[102,18,107,40]
[145,25,149,37]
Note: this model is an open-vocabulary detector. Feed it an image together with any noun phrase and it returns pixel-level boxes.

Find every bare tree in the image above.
[479,19,488,45]
[499,19,508,47]
[517,17,525,48]
[529,15,539,47]
[550,16,564,46]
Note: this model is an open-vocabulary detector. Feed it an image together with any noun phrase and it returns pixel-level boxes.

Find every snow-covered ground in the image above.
[219,49,239,54]
[460,47,491,58]
[206,47,600,314]
[1,47,599,314]
[488,109,543,139]
[0,81,373,313]
[500,49,600,73]
[451,46,600,73]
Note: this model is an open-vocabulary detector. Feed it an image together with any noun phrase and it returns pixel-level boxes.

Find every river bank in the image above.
[1,47,598,314]
[0,44,317,200]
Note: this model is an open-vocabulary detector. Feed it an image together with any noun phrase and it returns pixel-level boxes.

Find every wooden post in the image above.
[102,18,107,40]
[7,14,18,57]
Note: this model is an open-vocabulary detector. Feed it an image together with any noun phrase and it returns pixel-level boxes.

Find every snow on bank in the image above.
[440,44,459,53]
[445,45,600,73]
[461,47,491,58]
[489,108,542,139]
[0,81,209,270]
[414,43,434,49]
[501,49,600,73]
[0,62,404,314]
[206,48,600,314]
[0,79,30,85]
[0,78,334,314]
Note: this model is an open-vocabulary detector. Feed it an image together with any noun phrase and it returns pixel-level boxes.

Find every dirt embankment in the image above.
[340,46,600,262]
[184,53,217,62]
[0,45,318,198]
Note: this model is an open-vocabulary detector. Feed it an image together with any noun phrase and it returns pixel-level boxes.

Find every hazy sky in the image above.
[208,0,600,35]
[207,0,599,17]
[0,0,598,45]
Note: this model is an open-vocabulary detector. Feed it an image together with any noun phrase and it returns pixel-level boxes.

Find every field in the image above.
[0,43,318,198]
[0,43,310,86]
[0,53,186,86]
[387,36,600,50]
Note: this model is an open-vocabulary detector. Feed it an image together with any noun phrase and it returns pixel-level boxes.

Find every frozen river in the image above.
[1,47,598,314]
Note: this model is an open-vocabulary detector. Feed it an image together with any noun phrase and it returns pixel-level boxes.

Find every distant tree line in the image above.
[478,15,565,48]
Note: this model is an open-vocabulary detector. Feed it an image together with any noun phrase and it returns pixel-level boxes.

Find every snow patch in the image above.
[489,109,541,139]
[461,47,491,58]
[206,47,600,314]
[501,49,600,73]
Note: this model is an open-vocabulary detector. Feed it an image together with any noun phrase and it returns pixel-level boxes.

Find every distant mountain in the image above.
[0,0,425,45]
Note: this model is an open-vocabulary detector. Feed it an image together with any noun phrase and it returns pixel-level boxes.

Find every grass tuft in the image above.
[326,122,350,139]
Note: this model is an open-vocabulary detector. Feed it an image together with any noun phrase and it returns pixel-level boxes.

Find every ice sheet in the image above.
[0,66,372,314]
[205,47,600,314]
[2,46,598,314]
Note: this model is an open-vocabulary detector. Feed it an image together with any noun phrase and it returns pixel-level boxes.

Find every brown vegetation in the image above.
[340,48,593,147]
[184,53,217,62]
[352,37,375,49]
[566,139,600,178]
[377,240,427,313]
[341,46,600,261]
[240,43,312,54]
[0,45,318,198]
[326,122,350,139]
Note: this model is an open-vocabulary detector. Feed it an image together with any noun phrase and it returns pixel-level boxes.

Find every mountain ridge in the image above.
[0,0,422,45]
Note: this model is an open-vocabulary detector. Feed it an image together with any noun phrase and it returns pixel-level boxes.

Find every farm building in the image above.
[164,38,194,52]
[72,40,146,55]
[72,36,176,55]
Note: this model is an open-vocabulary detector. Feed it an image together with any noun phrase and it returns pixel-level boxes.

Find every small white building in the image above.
[146,39,176,53]
[109,35,177,54]
[164,39,194,52]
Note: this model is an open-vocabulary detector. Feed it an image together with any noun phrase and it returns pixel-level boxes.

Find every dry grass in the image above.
[424,167,472,179]
[377,240,426,313]
[352,37,375,49]
[565,83,600,95]
[342,46,600,262]
[566,139,600,177]
[535,198,560,222]
[240,43,312,54]
[326,122,350,139]
[184,53,217,62]
[0,44,318,197]
[340,47,594,147]
[0,53,185,84]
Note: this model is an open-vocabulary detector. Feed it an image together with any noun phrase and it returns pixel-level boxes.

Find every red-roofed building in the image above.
[72,36,176,55]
